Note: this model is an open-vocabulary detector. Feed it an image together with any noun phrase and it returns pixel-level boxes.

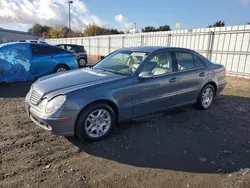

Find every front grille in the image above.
[29,89,42,105]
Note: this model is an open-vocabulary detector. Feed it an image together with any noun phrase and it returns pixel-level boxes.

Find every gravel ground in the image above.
[1,76,250,188]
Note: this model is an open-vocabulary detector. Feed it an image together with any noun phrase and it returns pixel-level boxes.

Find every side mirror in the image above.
[138,72,153,79]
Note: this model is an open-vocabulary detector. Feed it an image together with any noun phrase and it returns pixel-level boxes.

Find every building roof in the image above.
[0,28,36,36]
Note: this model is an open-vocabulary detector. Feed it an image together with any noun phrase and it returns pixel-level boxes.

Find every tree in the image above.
[142,26,157,32]
[157,25,171,31]
[28,23,51,36]
[47,28,65,38]
[83,25,124,37]
[142,25,171,32]
[207,21,225,28]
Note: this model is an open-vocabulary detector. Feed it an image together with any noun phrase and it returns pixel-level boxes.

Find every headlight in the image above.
[38,99,48,112]
[45,95,66,113]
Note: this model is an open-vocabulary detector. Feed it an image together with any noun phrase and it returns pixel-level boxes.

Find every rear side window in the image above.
[72,45,84,53]
[31,45,65,56]
[50,46,66,53]
[175,52,205,71]
[66,45,73,51]
[58,45,65,49]
[193,55,205,68]
[175,52,195,71]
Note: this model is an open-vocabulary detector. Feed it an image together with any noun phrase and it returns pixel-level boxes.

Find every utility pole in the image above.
[134,23,137,33]
[68,1,73,37]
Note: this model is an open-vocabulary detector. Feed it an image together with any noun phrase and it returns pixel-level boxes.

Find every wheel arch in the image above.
[74,99,119,132]
[203,81,217,95]
[54,64,70,72]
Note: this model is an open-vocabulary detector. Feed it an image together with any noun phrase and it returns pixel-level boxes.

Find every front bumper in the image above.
[26,103,78,136]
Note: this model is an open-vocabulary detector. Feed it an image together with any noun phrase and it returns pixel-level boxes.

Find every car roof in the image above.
[56,44,83,47]
[0,42,54,48]
[120,46,195,53]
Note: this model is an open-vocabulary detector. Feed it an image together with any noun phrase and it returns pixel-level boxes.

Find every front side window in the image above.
[141,52,173,76]
[31,45,64,56]
[94,50,149,75]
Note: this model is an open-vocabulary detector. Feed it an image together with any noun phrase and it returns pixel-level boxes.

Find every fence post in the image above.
[88,38,91,55]
[122,36,125,48]
[108,37,111,53]
[97,37,99,56]
[167,34,171,46]
[141,35,144,46]
[207,31,215,60]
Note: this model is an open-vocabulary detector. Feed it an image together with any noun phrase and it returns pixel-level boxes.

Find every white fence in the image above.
[46,25,250,78]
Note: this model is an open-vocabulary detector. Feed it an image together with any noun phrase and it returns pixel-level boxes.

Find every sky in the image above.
[0,0,249,32]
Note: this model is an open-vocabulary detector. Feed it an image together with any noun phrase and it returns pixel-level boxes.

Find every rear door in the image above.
[172,51,209,104]
[30,44,57,78]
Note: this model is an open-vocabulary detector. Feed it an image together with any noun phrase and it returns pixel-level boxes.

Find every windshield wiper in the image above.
[94,67,129,76]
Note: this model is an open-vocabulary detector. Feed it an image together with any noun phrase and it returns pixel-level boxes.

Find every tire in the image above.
[75,102,116,141]
[54,65,69,73]
[195,84,215,110]
[77,57,87,67]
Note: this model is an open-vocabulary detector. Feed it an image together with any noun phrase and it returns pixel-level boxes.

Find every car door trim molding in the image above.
[133,87,198,106]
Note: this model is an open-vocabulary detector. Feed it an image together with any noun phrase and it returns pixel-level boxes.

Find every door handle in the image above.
[199,72,205,77]
[169,77,177,83]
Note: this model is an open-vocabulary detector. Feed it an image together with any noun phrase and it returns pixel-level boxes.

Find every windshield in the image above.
[93,50,149,76]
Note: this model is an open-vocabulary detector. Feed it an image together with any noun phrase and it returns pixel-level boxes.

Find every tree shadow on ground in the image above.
[68,94,250,174]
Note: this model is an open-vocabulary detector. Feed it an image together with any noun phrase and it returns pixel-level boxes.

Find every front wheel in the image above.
[195,84,215,110]
[75,103,116,141]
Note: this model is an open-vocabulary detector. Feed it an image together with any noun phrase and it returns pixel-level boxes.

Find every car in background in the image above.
[56,44,88,67]
[18,40,48,44]
[0,42,78,83]
[25,46,227,141]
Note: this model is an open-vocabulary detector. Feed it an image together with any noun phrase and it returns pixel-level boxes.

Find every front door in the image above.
[132,51,180,116]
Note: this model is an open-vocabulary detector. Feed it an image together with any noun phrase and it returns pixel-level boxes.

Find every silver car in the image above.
[25,47,227,141]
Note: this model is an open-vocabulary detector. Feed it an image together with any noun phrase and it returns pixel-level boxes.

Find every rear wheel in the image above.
[78,57,87,67]
[75,103,115,141]
[54,65,69,73]
[195,84,215,110]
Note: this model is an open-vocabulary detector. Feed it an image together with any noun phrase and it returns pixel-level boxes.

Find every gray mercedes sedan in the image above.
[25,46,227,141]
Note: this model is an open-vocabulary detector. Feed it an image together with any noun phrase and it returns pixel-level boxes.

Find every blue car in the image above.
[0,42,78,83]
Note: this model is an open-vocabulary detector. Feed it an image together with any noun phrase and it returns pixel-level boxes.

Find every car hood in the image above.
[33,68,125,98]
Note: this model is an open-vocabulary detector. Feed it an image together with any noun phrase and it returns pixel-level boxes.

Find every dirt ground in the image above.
[1,76,250,188]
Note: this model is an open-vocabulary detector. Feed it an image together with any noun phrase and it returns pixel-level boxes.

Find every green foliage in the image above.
[28,24,124,38]
[28,23,51,36]
[47,28,66,38]
[83,25,124,37]
[142,25,171,32]
[207,21,225,28]
[142,26,157,32]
